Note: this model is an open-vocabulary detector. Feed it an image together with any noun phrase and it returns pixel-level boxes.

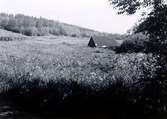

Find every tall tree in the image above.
[135,4,167,54]
[110,0,167,112]
[109,0,164,14]
[110,0,167,54]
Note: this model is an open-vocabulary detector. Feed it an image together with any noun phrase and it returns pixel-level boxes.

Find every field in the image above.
[0,35,156,88]
[0,35,161,118]
[0,35,114,83]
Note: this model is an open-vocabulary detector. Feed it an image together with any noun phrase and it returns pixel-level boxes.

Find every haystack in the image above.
[88,36,96,47]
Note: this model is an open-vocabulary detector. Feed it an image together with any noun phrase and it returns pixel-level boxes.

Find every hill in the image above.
[0,13,125,39]
[0,13,129,47]
[0,13,107,37]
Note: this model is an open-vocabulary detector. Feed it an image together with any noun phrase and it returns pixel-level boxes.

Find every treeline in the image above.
[0,13,101,37]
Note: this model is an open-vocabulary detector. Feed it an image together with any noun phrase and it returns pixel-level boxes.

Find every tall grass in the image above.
[0,52,162,117]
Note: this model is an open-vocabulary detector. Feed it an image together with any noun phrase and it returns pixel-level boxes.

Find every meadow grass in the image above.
[0,36,160,117]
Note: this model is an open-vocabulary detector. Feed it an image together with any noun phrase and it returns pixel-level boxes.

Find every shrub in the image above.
[71,34,77,37]
[115,33,148,53]
[0,37,13,41]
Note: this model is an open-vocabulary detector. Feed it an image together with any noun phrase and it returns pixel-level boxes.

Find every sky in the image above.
[0,0,141,34]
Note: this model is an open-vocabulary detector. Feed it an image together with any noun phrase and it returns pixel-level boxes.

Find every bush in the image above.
[0,37,13,41]
[115,33,148,53]
[71,34,77,37]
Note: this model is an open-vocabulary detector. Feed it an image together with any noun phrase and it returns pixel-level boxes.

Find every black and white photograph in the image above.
[0,0,167,119]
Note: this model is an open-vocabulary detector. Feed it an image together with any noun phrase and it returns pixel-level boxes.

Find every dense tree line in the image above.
[0,13,66,36]
[0,13,101,37]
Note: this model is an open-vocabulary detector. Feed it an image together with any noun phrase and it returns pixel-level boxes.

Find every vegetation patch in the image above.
[0,47,160,116]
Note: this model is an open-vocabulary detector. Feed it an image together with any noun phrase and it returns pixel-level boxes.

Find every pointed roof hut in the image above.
[88,36,96,47]
[88,35,119,48]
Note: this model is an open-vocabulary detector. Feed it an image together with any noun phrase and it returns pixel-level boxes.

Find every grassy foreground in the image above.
[0,36,160,117]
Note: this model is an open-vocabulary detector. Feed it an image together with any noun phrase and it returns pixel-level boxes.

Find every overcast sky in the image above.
[0,0,141,34]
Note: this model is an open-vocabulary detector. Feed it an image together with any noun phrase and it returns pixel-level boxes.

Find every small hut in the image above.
[88,36,96,47]
[88,35,119,48]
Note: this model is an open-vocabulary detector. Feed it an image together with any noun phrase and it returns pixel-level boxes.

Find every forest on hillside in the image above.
[0,13,106,37]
